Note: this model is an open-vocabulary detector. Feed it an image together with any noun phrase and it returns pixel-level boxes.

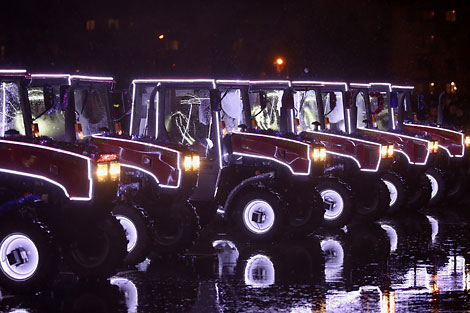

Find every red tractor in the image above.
[26,73,200,266]
[0,70,127,292]
[391,84,469,204]
[349,82,439,208]
[130,78,326,240]
[214,80,358,228]
[287,81,395,222]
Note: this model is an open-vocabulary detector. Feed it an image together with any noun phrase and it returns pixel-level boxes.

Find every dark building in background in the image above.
[0,0,468,108]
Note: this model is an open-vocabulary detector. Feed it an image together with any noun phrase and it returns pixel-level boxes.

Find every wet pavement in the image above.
[1,204,470,312]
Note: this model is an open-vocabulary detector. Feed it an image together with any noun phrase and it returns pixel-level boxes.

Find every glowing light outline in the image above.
[349,83,371,88]
[292,80,348,91]
[231,132,312,176]
[392,85,414,90]
[1,82,5,137]
[403,123,465,157]
[216,79,250,85]
[391,107,396,130]
[249,80,291,87]
[70,75,114,82]
[91,135,183,188]
[380,224,398,252]
[0,69,27,74]
[303,130,382,172]
[0,139,93,200]
[369,83,392,92]
[215,111,223,169]
[357,127,431,165]
[346,108,352,134]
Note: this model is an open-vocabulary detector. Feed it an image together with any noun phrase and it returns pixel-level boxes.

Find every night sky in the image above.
[0,0,469,92]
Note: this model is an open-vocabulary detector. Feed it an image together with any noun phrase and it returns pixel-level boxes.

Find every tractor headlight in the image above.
[96,163,109,182]
[465,136,470,147]
[387,144,394,158]
[109,161,120,181]
[312,148,326,162]
[428,141,439,153]
[381,145,394,158]
[184,155,200,171]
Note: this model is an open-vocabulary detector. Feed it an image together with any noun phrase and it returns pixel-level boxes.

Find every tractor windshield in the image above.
[27,86,66,140]
[369,92,390,130]
[1,81,26,136]
[249,89,282,131]
[162,88,214,159]
[322,91,346,132]
[74,87,110,136]
[293,90,321,131]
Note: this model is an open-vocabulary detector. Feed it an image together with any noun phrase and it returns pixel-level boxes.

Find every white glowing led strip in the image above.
[70,75,114,82]
[231,132,312,176]
[30,73,72,85]
[0,69,27,74]
[91,135,183,188]
[1,82,5,137]
[358,127,431,165]
[249,80,291,86]
[292,81,348,91]
[349,83,371,88]
[0,139,93,200]
[391,107,396,130]
[304,130,382,172]
[130,79,217,135]
[216,79,250,85]
[369,83,392,92]
[392,85,414,90]
[346,108,352,133]
[403,123,465,157]
[215,111,224,169]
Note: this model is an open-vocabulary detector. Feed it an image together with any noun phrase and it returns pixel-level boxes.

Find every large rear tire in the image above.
[352,178,390,222]
[316,179,353,228]
[152,202,200,257]
[0,217,58,293]
[381,171,407,214]
[64,214,127,280]
[406,173,432,210]
[113,204,153,266]
[425,167,446,206]
[232,189,285,241]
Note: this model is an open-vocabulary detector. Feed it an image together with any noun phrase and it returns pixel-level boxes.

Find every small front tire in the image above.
[316,179,353,228]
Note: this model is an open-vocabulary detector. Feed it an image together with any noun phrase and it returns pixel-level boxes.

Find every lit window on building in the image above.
[166,40,179,51]
[445,10,456,22]
[429,82,435,94]
[86,19,96,31]
[0,45,5,57]
[108,18,120,30]
[446,82,458,94]
[423,10,435,20]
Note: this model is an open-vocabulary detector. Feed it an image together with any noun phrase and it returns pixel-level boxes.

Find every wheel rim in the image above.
[320,189,344,220]
[116,215,138,253]
[0,233,39,281]
[242,199,275,234]
[426,174,439,199]
[382,179,398,206]
[244,254,275,288]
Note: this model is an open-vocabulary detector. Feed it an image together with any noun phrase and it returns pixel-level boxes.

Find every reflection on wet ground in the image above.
[1,204,470,312]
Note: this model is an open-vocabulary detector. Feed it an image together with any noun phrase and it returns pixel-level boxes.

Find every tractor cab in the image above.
[287,81,396,220]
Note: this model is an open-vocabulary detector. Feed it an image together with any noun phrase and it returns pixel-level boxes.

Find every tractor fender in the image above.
[222,172,276,219]
[0,194,40,217]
